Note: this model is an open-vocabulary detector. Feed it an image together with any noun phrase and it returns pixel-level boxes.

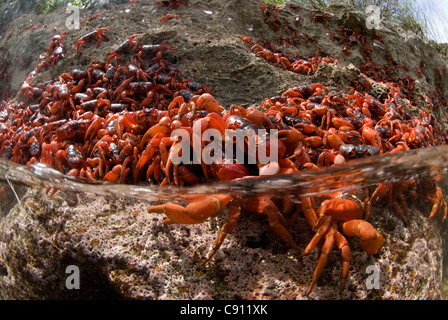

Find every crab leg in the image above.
[306,225,335,296]
[266,205,301,253]
[244,196,301,253]
[148,194,232,225]
[300,196,318,228]
[428,186,447,220]
[299,215,331,258]
[334,229,352,288]
[202,200,241,265]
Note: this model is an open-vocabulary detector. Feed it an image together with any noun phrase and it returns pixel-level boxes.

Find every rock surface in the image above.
[0,0,447,300]
[0,183,444,300]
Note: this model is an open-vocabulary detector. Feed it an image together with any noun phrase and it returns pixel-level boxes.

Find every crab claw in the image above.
[428,186,447,220]
[275,129,304,157]
[359,233,384,256]
[147,194,232,225]
[361,125,382,152]
[341,219,383,255]
[213,163,249,181]
[195,93,224,113]
[245,107,275,129]
[103,164,122,183]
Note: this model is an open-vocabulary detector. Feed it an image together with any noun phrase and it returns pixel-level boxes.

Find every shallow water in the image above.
[1,144,447,203]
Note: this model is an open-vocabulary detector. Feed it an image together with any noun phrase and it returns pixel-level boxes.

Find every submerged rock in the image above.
[0,183,444,299]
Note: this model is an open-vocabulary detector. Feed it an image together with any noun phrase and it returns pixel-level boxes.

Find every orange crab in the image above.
[72,27,110,55]
[371,180,447,222]
[160,14,180,23]
[428,186,448,220]
[147,192,302,265]
[299,190,384,295]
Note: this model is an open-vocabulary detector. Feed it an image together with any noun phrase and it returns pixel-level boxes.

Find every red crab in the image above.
[72,27,110,55]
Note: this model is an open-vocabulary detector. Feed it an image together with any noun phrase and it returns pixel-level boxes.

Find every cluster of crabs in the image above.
[247,3,338,76]
[0,0,447,297]
[249,1,447,114]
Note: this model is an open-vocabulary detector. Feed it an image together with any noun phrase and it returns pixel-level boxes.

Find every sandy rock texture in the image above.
[0,182,444,300]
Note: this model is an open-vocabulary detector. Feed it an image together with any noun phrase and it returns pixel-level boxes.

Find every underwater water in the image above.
[1,143,447,201]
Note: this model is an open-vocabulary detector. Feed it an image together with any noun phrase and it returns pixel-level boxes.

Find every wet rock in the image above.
[0,184,445,300]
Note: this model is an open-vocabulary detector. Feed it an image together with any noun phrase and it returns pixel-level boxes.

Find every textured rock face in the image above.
[0,0,447,300]
[0,182,444,300]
